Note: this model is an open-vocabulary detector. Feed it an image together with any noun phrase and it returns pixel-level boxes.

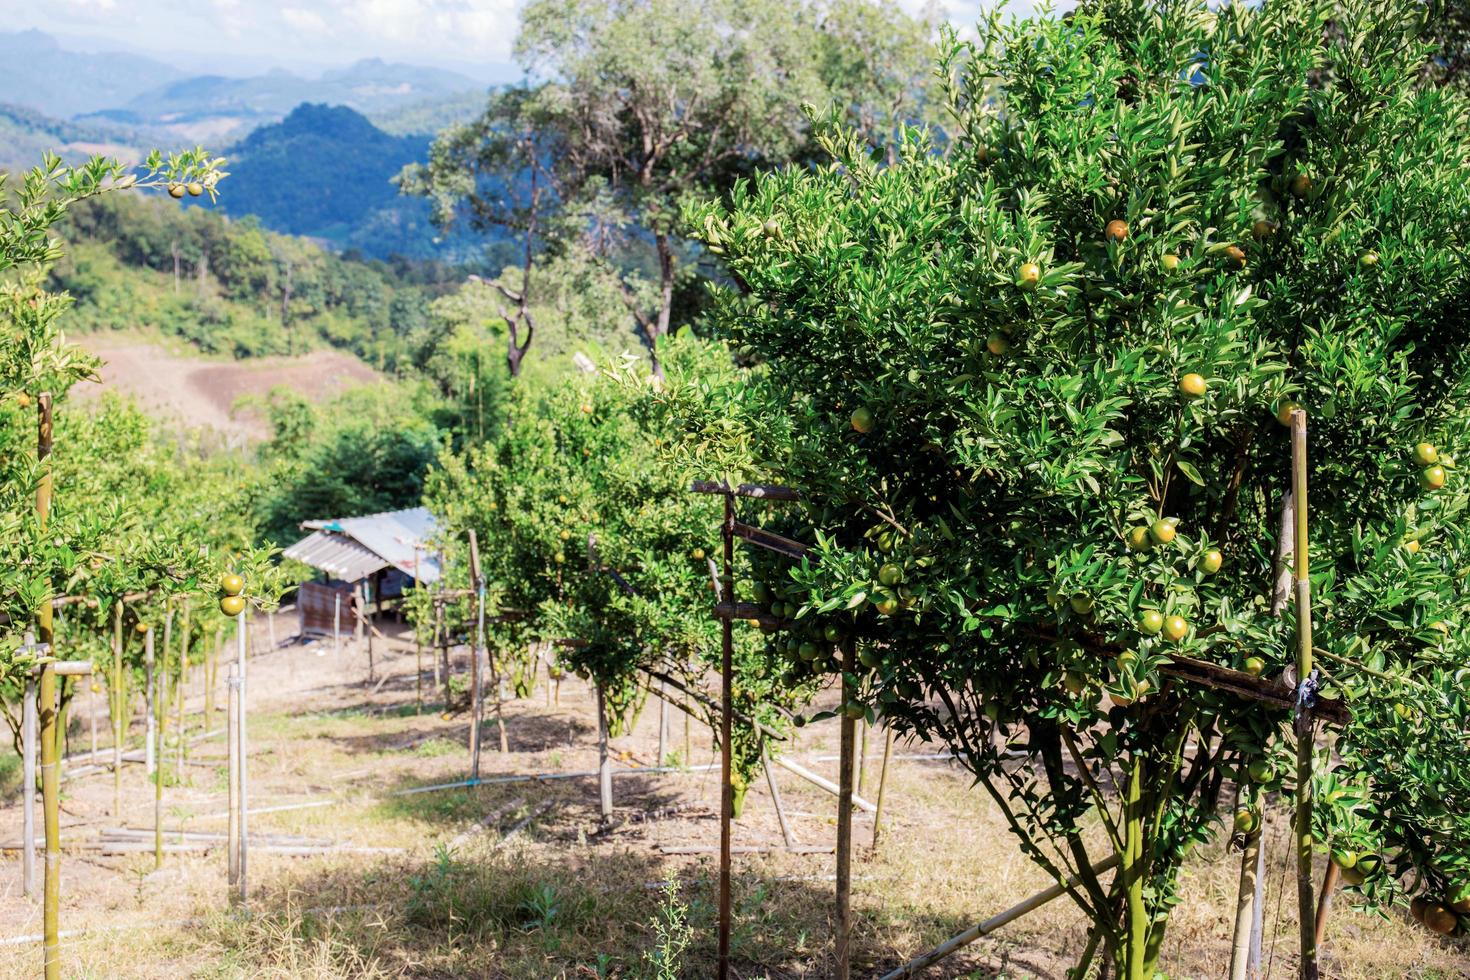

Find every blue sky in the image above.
[0,0,1007,81]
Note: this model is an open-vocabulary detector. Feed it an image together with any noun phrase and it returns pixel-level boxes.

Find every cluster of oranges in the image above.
[219,573,245,616]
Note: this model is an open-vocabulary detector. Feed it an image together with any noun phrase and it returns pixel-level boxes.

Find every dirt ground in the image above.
[0,620,1465,979]
[70,335,382,445]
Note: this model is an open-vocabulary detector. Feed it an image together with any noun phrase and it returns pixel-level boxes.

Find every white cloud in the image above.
[325,0,520,61]
[282,6,333,35]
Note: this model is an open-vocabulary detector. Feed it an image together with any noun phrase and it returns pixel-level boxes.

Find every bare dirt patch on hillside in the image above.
[71,336,382,445]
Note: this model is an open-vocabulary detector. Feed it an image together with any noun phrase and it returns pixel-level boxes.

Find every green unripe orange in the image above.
[1243,656,1266,676]
[220,595,245,617]
[1200,549,1223,575]
[1017,262,1041,289]
[1413,442,1439,466]
[1138,610,1164,635]
[850,406,876,434]
[220,573,245,596]
[1149,519,1177,545]
[1162,615,1189,642]
[1422,465,1447,490]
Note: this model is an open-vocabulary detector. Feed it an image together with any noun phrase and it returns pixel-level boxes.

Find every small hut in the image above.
[282,506,440,638]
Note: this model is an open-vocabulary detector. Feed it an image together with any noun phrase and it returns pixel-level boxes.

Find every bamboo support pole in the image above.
[36,391,58,980]
[1314,862,1340,949]
[333,593,342,656]
[111,602,124,819]
[226,669,240,895]
[834,640,855,980]
[763,750,796,848]
[414,614,424,714]
[1231,809,1264,980]
[22,671,37,898]
[144,628,155,777]
[879,853,1123,979]
[39,664,60,980]
[1232,488,1296,980]
[597,685,614,823]
[658,681,670,765]
[144,627,163,869]
[716,494,736,980]
[468,531,485,779]
[856,719,868,796]
[88,680,97,758]
[175,598,190,771]
[871,724,895,853]
[1291,408,1318,980]
[235,610,248,904]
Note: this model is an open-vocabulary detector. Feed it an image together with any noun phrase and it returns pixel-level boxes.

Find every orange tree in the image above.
[428,340,816,811]
[667,0,1470,972]
[1,151,226,666]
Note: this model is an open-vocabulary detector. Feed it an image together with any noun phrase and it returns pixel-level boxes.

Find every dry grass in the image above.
[2,630,1466,979]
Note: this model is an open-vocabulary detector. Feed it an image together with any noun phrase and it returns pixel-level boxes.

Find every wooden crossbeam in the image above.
[732,522,810,560]
[690,480,802,500]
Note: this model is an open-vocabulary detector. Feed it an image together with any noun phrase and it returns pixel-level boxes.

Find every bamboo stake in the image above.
[156,615,169,869]
[112,602,124,819]
[879,854,1123,979]
[333,593,342,656]
[22,671,37,898]
[206,626,221,730]
[468,531,484,779]
[1314,862,1340,950]
[871,724,895,853]
[226,669,239,894]
[435,597,448,711]
[1291,408,1318,980]
[763,750,796,848]
[175,598,190,771]
[144,627,155,777]
[718,493,735,980]
[835,639,855,980]
[35,393,57,980]
[597,685,614,823]
[856,719,868,796]
[658,680,669,765]
[414,583,424,714]
[144,627,162,869]
[35,392,58,978]
[88,680,96,758]
[1230,797,1264,980]
[39,663,60,980]
[235,609,248,904]
[1232,489,1295,980]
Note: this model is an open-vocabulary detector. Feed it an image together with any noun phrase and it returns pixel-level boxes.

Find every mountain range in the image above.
[0,30,485,144]
[0,30,496,263]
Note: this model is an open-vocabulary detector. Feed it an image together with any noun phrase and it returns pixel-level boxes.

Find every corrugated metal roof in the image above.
[289,506,442,584]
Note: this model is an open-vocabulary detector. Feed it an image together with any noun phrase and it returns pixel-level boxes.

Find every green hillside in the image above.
[197,103,471,262]
[0,103,142,176]
[55,193,463,368]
